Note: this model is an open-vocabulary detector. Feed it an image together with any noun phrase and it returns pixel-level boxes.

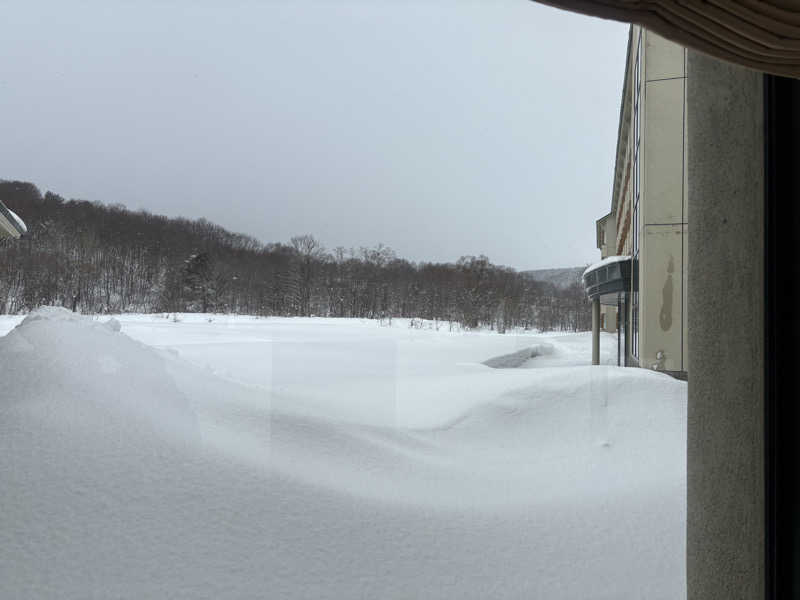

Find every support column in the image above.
[592,298,600,365]
[617,294,622,367]
[687,51,764,600]
[623,294,629,367]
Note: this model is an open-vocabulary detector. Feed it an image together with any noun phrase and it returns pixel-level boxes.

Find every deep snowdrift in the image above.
[482,343,555,368]
[0,310,687,599]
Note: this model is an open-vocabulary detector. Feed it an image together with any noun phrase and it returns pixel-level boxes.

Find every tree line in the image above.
[0,180,592,332]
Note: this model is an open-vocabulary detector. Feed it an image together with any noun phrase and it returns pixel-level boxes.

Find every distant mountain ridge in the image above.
[523,266,586,290]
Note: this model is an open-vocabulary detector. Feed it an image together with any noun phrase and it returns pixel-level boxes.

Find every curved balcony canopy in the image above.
[583,255,632,299]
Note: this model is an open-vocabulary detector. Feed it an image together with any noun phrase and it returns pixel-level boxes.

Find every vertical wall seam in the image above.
[682,47,687,373]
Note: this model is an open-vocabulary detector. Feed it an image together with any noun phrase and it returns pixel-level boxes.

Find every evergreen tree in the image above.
[183,252,214,312]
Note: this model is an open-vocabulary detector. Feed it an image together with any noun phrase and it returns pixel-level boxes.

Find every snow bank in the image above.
[0,309,687,599]
[3,307,196,436]
[482,343,555,368]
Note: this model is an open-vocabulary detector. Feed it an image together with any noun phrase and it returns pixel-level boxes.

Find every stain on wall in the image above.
[660,255,674,331]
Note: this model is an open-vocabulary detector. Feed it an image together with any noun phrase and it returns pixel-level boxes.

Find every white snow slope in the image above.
[0,310,687,599]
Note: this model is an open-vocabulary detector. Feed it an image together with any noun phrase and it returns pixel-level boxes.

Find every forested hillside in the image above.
[0,181,591,331]
[523,266,585,290]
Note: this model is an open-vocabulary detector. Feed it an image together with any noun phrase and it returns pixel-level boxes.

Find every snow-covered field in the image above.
[0,310,687,599]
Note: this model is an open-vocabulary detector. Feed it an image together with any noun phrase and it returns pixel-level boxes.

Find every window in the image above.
[631,30,643,359]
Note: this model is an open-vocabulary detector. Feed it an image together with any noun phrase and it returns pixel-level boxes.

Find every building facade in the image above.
[0,199,26,239]
[586,25,688,379]
[595,212,619,334]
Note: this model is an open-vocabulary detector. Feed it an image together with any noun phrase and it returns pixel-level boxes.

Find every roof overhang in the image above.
[531,1,800,78]
[583,256,632,299]
[0,200,26,239]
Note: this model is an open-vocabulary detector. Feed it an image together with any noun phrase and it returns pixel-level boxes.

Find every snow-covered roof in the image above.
[0,200,26,238]
[7,208,26,233]
[583,255,631,278]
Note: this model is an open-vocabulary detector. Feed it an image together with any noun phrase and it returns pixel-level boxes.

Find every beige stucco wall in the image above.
[638,30,688,374]
[603,214,616,258]
[600,214,620,335]
[600,303,617,334]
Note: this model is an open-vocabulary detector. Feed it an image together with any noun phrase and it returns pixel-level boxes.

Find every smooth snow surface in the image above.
[0,311,686,599]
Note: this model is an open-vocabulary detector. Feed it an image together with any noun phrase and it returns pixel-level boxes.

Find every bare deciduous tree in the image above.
[0,180,592,331]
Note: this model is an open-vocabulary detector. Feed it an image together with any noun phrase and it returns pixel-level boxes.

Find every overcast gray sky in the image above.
[0,0,627,270]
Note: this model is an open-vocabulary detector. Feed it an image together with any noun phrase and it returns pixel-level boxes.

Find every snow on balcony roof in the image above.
[7,208,26,233]
[583,255,631,278]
